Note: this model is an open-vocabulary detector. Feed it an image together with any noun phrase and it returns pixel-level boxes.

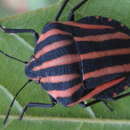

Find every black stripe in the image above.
[57,86,90,106]
[33,63,81,77]
[76,39,130,54]
[84,72,125,89]
[26,62,82,78]
[94,78,127,100]
[82,54,130,73]
[78,16,121,26]
[57,77,128,106]
[78,16,130,35]
[35,44,78,66]
[35,34,73,54]
[42,23,116,37]
[40,77,82,91]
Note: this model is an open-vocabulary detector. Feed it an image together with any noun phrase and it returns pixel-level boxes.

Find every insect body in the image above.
[1,0,130,124]
[27,17,130,107]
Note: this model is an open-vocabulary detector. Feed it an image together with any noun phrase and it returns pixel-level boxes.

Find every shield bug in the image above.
[1,0,130,125]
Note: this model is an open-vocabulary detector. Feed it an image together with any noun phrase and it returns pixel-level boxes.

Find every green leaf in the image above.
[27,0,59,10]
[0,84,23,114]
[1,0,130,129]
[1,116,130,130]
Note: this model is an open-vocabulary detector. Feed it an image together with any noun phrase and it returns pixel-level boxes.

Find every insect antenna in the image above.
[55,0,70,21]
[3,80,32,125]
[0,50,28,64]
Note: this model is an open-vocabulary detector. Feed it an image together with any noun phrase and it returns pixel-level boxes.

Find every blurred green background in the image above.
[0,0,59,18]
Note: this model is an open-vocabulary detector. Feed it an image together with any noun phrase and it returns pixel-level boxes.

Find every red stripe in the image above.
[48,83,82,98]
[83,64,130,80]
[33,54,80,71]
[74,32,130,42]
[37,29,71,43]
[68,77,125,106]
[37,22,113,44]
[62,21,114,29]
[35,40,73,58]
[80,48,130,60]
[40,74,80,83]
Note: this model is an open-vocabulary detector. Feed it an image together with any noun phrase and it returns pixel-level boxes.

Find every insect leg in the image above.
[102,92,130,111]
[3,80,32,125]
[0,25,39,63]
[79,100,114,112]
[0,25,39,41]
[102,100,114,112]
[55,0,70,21]
[79,92,130,110]
[19,96,57,120]
[0,50,27,64]
[79,100,101,108]
[113,92,130,100]
[68,0,88,21]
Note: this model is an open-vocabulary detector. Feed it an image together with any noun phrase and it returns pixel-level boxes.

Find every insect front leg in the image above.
[68,0,88,21]
[19,96,57,120]
[0,25,39,41]
[0,25,39,63]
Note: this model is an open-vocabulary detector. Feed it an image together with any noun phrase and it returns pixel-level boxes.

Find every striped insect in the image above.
[1,0,130,125]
